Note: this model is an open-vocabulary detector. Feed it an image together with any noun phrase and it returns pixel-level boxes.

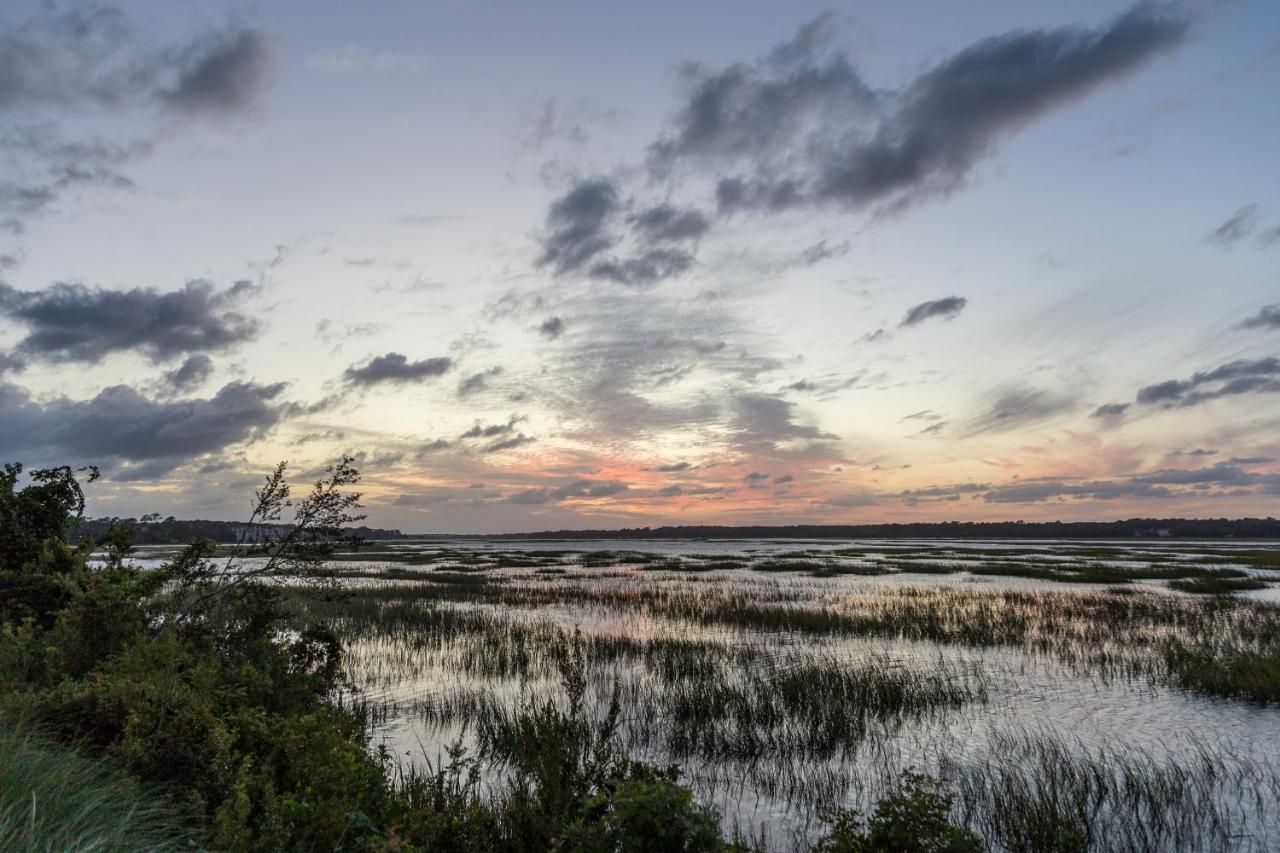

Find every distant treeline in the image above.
[468,518,1280,540]
[72,516,404,545]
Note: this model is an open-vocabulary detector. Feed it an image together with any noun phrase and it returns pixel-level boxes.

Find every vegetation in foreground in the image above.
[0,722,197,852]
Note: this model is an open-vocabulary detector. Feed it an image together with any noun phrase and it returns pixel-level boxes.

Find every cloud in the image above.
[900,296,968,327]
[456,416,534,453]
[651,461,691,472]
[161,29,271,117]
[0,279,260,364]
[588,248,695,288]
[1206,204,1260,248]
[537,178,619,274]
[649,3,1189,216]
[1091,402,1129,419]
[458,366,502,397]
[654,484,724,498]
[730,393,839,454]
[344,352,453,385]
[506,478,628,504]
[788,239,849,268]
[162,354,213,393]
[1240,304,1280,330]
[962,386,1076,435]
[0,352,25,374]
[460,416,524,440]
[978,459,1274,504]
[538,316,565,338]
[0,8,271,117]
[536,187,705,288]
[743,471,770,483]
[1135,357,1280,407]
[484,434,536,453]
[821,493,878,508]
[0,379,287,473]
[981,479,1172,503]
[630,203,711,243]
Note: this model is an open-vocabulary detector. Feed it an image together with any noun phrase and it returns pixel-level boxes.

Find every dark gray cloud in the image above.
[0,279,260,364]
[456,416,534,453]
[538,316,565,339]
[1136,357,1280,407]
[1240,304,1280,330]
[458,366,502,397]
[537,186,705,288]
[901,483,990,504]
[1091,402,1130,419]
[900,296,967,327]
[588,248,695,288]
[1136,379,1188,404]
[344,352,453,385]
[1132,462,1254,486]
[649,3,1188,216]
[162,29,271,117]
[484,434,536,453]
[1206,204,1260,248]
[0,379,286,473]
[0,351,25,374]
[981,479,1173,503]
[460,416,524,441]
[537,178,619,274]
[162,354,213,393]
[650,461,691,472]
[630,203,711,243]
[654,484,724,498]
[743,471,770,483]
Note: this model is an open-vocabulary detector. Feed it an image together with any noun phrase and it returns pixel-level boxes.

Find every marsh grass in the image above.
[943,731,1280,853]
[0,725,198,852]
[276,543,1280,848]
[1169,574,1267,595]
[1163,642,1280,703]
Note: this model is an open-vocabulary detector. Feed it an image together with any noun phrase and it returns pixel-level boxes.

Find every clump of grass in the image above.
[1169,574,1266,595]
[752,559,830,573]
[943,730,1280,852]
[0,725,198,852]
[1163,641,1280,703]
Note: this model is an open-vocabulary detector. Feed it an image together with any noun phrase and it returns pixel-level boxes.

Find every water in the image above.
[314,538,1280,850]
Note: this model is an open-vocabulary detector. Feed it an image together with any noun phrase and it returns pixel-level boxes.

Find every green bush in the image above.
[562,775,728,852]
[815,772,981,853]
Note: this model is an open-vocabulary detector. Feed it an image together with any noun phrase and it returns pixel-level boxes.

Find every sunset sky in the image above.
[2,0,1279,532]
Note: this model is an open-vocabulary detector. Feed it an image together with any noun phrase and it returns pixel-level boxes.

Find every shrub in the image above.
[815,772,981,853]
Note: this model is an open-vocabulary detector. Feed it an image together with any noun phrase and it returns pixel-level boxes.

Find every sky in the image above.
[1,0,1279,532]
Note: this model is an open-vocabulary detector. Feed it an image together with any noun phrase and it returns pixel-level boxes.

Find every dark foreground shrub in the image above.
[815,772,981,853]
